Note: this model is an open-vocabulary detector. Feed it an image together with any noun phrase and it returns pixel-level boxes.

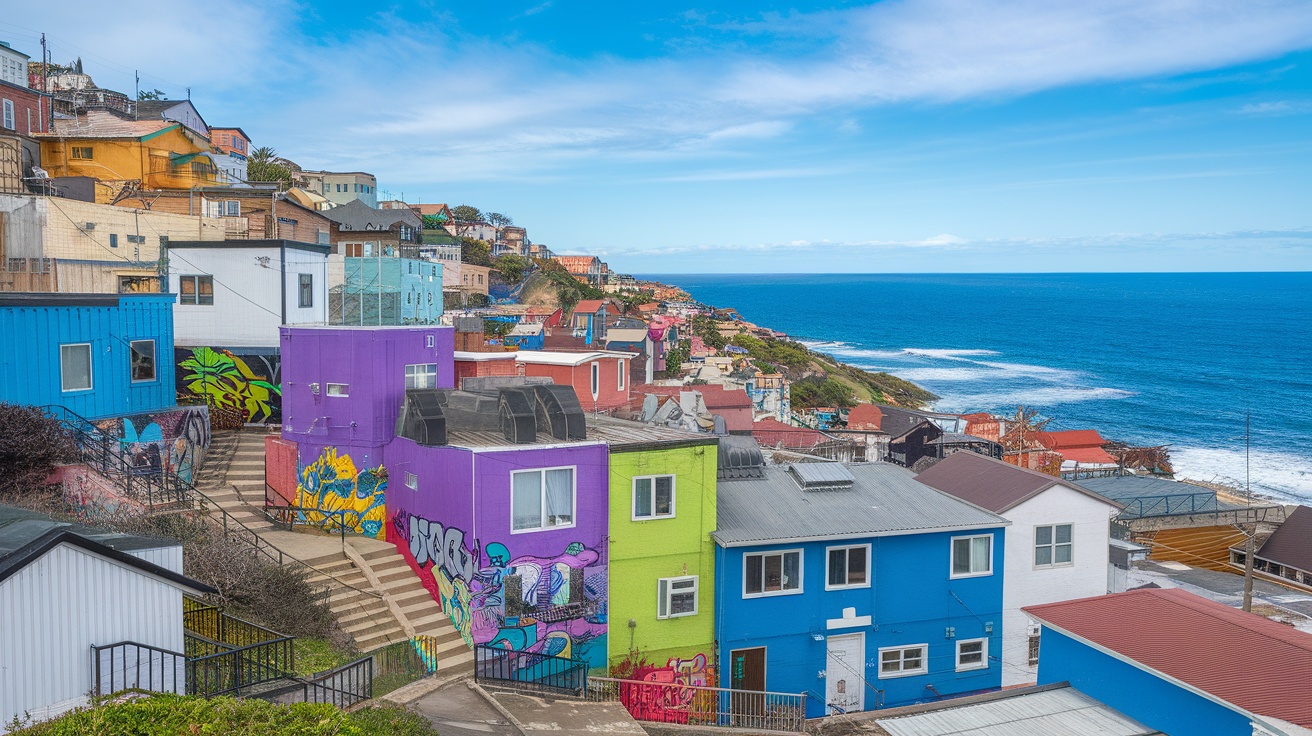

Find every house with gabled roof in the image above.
[1231,505,1312,590]
[1036,429,1119,475]
[1026,587,1312,736]
[916,451,1123,686]
[714,441,1008,717]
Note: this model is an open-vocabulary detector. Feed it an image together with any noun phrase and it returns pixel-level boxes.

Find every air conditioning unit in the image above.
[82,222,96,231]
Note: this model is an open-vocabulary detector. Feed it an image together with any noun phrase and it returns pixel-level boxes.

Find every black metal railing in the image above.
[263,497,352,545]
[92,641,187,697]
[301,656,374,708]
[186,635,296,697]
[474,645,588,697]
[183,597,285,650]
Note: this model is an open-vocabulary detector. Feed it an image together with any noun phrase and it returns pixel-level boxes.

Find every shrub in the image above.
[0,404,77,499]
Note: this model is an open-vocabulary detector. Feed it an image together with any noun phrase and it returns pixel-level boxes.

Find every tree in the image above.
[137,89,168,100]
[451,205,482,223]
[460,238,493,267]
[0,404,77,498]
[484,212,513,229]
[492,253,531,283]
[246,146,297,188]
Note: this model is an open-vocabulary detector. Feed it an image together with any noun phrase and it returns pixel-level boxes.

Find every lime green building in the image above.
[606,425,719,685]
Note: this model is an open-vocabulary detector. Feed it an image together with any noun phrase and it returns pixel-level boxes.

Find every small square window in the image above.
[405,472,418,490]
[179,275,214,305]
[657,576,698,619]
[744,550,802,597]
[60,343,93,392]
[1034,524,1074,568]
[955,638,988,671]
[129,339,156,382]
[326,383,349,397]
[405,363,438,390]
[511,467,575,532]
[878,645,927,678]
[632,475,675,520]
[71,146,93,160]
[826,545,870,589]
[951,534,993,578]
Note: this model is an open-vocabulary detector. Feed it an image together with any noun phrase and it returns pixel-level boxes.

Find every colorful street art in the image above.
[177,347,281,424]
[296,447,387,539]
[56,465,147,522]
[610,653,717,725]
[395,511,609,670]
[93,406,210,484]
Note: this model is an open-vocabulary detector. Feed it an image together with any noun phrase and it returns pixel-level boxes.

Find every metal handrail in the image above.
[587,676,807,732]
[44,406,382,602]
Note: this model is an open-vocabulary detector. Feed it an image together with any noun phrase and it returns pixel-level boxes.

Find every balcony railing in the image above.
[474,645,588,697]
[586,677,806,732]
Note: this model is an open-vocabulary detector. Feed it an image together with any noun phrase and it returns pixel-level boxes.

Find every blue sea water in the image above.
[647,273,1312,501]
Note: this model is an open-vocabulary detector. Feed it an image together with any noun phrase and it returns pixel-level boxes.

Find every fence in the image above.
[186,635,296,697]
[91,641,187,697]
[474,645,588,697]
[301,656,374,709]
[46,406,193,512]
[587,677,807,732]
[183,598,286,650]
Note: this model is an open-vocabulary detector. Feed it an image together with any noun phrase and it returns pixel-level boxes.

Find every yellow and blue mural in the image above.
[177,347,281,424]
[296,447,387,539]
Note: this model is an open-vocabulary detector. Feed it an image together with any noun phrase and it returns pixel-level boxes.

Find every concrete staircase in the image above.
[193,428,473,674]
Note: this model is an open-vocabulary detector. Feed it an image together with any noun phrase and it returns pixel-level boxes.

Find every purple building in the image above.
[279,324,613,669]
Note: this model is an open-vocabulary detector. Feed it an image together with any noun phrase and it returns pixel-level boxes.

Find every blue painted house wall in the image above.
[1036,628,1254,736]
[716,528,1006,718]
[0,294,177,419]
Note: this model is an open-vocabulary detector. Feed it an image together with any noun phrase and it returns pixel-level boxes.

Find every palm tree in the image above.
[246,147,297,188]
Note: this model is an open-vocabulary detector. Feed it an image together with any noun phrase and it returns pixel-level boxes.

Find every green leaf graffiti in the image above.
[180,347,281,423]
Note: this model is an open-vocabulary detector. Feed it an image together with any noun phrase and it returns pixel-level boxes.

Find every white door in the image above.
[825,633,865,714]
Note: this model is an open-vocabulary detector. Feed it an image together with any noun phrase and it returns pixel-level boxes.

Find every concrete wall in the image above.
[1002,485,1117,686]
[607,443,718,675]
[716,528,1006,718]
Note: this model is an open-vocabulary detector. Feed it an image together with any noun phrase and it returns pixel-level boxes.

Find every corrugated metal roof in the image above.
[1025,588,1312,728]
[712,462,1005,546]
[877,686,1160,736]
[787,462,855,489]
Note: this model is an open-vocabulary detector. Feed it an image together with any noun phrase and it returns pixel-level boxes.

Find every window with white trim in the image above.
[590,362,599,397]
[826,544,870,589]
[951,534,993,578]
[326,383,349,397]
[129,339,156,382]
[1034,524,1073,567]
[633,475,675,520]
[878,645,927,678]
[405,472,418,490]
[955,638,988,671]
[60,343,93,392]
[511,467,575,532]
[405,363,438,389]
[744,550,802,597]
[617,359,625,390]
[2,100,14,131]
[657,576,698,619]
[179,275,214,305]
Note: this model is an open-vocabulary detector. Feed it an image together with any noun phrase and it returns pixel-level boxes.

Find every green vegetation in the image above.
[688,314,727,349]
[460,238,492,267]
[8,694,437,735]
[246,147,298,188]
[0,404,76,499]
[790,376,857,408]
[451,204,482,223]
[484,211,513,228]
[661,340,690,378]
[729,333,811,369]
[492,253,531,283]
[294,638,358,678]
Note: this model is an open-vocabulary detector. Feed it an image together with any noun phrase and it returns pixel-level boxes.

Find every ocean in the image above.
[647,272,1312,502]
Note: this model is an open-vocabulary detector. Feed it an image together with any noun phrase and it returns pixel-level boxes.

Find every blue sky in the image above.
[5,1,1312,273]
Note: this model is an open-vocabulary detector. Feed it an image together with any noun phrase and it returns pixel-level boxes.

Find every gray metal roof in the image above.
[787,462,855,489]
[1073,474,1235,517]
[712,462,1006,547]
[324,198,422,230]
[876,686,1161,736]
[0,505,177,556]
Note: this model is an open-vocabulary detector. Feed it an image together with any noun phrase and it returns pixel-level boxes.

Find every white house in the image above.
[0,506,212,730]
[167,239,330,349]
[916,451,1123,686]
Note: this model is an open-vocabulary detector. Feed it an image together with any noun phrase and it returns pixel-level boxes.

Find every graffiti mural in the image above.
[394,511,609,670]
[296,447,387,539]
[613,653,717,725]
[177,347,282,424]
[94,406,210,484]
[55,465,148,522]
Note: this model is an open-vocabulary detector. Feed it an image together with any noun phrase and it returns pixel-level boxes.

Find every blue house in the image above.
[1027,587,1312,736]
[0,293,176,419]
[713,438,1008,718]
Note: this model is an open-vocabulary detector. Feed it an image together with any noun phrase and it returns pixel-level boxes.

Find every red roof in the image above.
[846,404,884,431]
[1025,588,1312,727]
[1036,429,1107,449]
[752,417,827,448]
[960,412,996,423]
[1057,446,1118,464]
[572,299,608,314]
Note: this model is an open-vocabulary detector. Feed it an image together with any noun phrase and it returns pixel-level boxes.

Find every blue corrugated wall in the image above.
[0,295,177,419]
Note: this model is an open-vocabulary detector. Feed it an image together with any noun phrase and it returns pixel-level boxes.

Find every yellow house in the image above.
[38,110,225,202]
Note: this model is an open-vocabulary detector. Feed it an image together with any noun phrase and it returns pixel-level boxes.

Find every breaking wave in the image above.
[1172,446,1312,503]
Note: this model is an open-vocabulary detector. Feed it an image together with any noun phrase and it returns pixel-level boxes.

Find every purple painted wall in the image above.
[386,437,611,670]
[280,325,454,446]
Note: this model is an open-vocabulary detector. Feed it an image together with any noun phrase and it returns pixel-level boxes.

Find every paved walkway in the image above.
[488,690,646,735]
[1128,559,1312,630]
[407,682,521,736]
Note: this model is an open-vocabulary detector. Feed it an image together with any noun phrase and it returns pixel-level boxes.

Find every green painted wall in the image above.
[608,441,718,675]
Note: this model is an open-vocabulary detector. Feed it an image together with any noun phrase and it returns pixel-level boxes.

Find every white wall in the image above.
[1000,484,1118,686]
[0,544,187,731]
[170,245,328,347]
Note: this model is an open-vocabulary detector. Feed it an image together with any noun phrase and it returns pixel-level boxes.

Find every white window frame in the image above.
[878,644,928,679]
[617,359,626,390]
[1034,523,1074,569]
[743,549,804,598]
[326,383,350,397]
[2,99,14,131]
[632,475,676,521]
[129,339,157,383]
[298,273,314,308]
[405,472,418,490]
[405,363,438,390]
[59,343,93,392]
[589,361,600,398]
[657,575,698,619]
[178,275,214,305]
[825,543,871,591]
[955,638,988,672]
[510,466,577,534]
[950,534,993,579]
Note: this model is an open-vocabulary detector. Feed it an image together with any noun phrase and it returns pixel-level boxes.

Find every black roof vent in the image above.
[398,389,447,446]
[533,384,586,441]
[718,436,766,480]
[498,388,539,444]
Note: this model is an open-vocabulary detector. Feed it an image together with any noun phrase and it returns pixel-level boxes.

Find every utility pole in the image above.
[1243,412,1254,612]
